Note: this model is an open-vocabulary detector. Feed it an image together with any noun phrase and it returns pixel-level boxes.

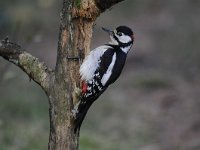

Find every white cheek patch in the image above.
[118,35,132,44]
[121,44,132,53]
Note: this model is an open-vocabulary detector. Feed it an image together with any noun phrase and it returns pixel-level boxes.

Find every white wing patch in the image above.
[80,45,112,81]
[101,53,116,86]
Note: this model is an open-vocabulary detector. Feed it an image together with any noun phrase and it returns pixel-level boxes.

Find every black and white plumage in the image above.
[74,26,134,132]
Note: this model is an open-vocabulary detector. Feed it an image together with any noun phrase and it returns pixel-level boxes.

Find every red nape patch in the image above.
[82,81,88,93]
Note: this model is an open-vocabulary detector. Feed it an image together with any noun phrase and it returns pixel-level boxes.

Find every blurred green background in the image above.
[1,0,200,150]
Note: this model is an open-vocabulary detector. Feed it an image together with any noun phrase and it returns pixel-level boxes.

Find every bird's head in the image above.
[102,26,134,46]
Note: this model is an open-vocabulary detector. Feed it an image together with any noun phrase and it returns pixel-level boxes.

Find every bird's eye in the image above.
[117,32,123,36]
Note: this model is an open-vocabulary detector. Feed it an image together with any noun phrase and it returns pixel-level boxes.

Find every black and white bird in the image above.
[74,26,134,132]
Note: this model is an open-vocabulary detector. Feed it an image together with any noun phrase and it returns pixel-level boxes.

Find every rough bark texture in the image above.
[0,0,124,149]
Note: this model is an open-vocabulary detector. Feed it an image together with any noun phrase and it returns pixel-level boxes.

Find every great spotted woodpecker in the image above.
[74,26,134,132]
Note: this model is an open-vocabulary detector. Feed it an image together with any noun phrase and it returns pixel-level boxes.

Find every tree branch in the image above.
[95,0,125,12]
[0,38,52,92]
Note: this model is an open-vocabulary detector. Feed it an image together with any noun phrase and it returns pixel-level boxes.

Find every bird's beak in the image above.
[102,27,113,35]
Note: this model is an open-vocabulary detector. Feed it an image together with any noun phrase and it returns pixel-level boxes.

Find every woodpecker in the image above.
[74,26,134,132]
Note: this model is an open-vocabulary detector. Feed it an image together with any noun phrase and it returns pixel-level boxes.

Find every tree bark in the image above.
[0,39,51,93]
[0,0,125,149]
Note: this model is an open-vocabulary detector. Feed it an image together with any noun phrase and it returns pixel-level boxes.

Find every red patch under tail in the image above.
[82,81,88,93]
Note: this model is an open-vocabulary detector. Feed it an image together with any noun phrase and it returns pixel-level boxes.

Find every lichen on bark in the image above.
[19,52,51,91]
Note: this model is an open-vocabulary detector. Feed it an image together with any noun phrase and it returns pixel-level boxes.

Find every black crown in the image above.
[116,26,133,36]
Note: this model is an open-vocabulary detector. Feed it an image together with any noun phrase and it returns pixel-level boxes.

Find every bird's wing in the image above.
[95,49,116,86]
[80,45,113,81]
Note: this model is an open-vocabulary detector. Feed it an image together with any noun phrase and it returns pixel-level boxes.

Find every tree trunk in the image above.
[47,1,98,149]
[0,0,125,149]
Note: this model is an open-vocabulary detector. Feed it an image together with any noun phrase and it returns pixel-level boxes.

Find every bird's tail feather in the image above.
[74,98,94,133]
[74,88,107,133]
